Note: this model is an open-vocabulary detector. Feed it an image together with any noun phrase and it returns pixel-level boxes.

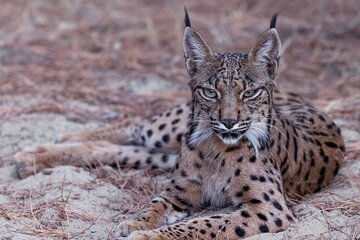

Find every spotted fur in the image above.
[15,11,345,240]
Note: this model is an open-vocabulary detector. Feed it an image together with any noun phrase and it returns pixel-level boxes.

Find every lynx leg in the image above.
[128,205,295,240]
[15,142,177,178]
[58,102,190,151]
[58,117,142,144]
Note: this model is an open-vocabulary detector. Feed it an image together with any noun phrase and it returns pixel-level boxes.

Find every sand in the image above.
[0,80,359,240]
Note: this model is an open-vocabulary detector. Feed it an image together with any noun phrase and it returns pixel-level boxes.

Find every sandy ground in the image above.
[0,1,359,239]
[0,81,359,240]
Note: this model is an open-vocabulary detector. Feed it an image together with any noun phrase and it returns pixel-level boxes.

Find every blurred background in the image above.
[0,0,359,123]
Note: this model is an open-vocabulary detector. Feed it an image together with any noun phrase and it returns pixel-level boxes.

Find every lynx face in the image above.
[183,18,281,152]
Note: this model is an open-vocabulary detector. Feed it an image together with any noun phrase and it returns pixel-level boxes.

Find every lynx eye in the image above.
[202,88,217,99]
[242,89,261,99]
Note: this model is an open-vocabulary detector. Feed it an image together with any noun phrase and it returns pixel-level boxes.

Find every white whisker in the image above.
[245,121,268,158]
[189,119,214,146]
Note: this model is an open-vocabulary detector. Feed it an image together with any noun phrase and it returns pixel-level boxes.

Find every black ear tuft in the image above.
[184,7,191,28]
[269,13,278,29]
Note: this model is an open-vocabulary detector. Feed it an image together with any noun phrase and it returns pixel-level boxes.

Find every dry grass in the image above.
[0,0,359,239]
[0,180,99,239]
[94,166,166,215]
[0,0,359,121]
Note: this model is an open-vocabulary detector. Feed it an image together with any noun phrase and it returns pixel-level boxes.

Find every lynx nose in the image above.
[222,118,237,129]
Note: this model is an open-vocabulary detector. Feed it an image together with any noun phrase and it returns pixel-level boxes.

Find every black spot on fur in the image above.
[302,134,309,142]
[221,159,225,167]
[317,167,326,185]
[274,218,283,227]
[249,155,256,163]
[176,133,183,143]
[180,170,187,177]
[194,162,202,169]
[286,214,294,222]
[259,224,269,233]
[293,137,298,162]
[273,200,283,211]
[172,119,181,125]
[339,145,345,152]
[134,160,140,169]
[318,114,326,122]
[155,141,162,148]
[162,134,170,143]
[174,185,185,191]
[304,170,310,181]
[257,213,268,221]
[122,157,129,164]
[259,176,266,182]
[176,108,184,115]
[249,199,262,204]
[161,155,168,163]
[147,130,153,137]
[285,131,290,149]
[263,192,270,201]
[146,157,152,164]
[333,161,340,176]
[325,141,338,148]
[241,211,251,218]
[235,226,246,237]
[250,175,258,181]
[236,191,243,197]
[309,150,315,166]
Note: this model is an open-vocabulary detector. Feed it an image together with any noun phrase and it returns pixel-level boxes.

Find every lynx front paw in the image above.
[114,218,166,238]
[113,220,145,237]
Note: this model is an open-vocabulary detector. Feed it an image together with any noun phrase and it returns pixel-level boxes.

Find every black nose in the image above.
[222,118,237,129]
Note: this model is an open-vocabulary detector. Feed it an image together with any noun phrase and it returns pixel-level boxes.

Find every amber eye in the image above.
[243,89,260,99]
[202,88,217,99]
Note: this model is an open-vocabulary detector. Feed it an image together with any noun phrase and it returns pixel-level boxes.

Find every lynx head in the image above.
[183,9,281,153]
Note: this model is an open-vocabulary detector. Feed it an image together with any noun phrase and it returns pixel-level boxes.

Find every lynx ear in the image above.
[183,10,215,77]
[248,14,281,79]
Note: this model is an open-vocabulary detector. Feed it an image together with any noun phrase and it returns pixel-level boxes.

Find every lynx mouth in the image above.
[212,128,248,145]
